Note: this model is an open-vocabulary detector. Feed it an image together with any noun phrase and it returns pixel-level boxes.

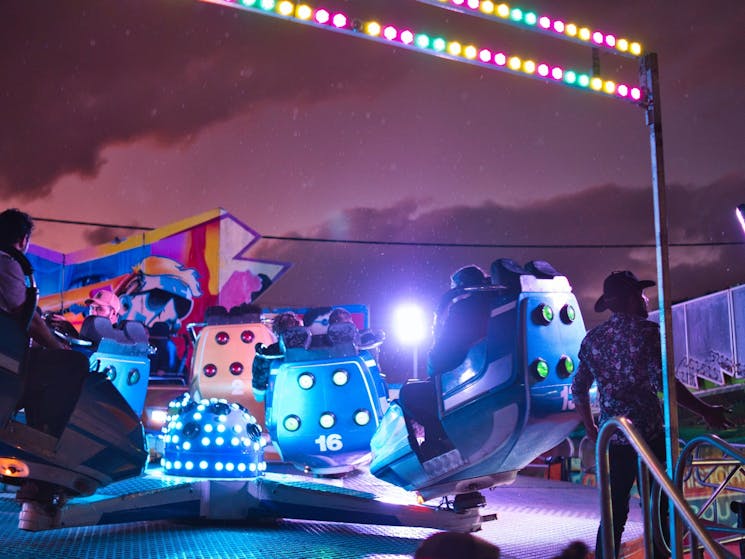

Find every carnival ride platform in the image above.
[0,464,646,559]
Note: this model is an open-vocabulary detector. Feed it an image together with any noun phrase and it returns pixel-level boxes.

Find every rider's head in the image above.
[85,290,122,325]
[450,265,489,290]
[0,209,34,253]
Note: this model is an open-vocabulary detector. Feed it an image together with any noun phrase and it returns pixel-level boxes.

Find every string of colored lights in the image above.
[414,0,643,59]
[199,0,644,104]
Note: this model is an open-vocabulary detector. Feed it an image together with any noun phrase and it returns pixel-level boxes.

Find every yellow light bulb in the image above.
[590,77,603,91]
[448,41,462,56]
[366,21,381,36]
[496,3,510,18]
[508,56,521,70]
[579,27,591,41]
[277,1,293,16]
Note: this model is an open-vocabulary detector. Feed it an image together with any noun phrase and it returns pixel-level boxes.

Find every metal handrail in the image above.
[597,417,737,559]
[673,435,745,554]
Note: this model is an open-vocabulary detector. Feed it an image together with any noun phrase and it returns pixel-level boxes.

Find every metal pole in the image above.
[641,52,682,558]
[413,344,419,380]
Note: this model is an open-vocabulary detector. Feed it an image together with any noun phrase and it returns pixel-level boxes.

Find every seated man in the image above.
[399,265,495,461]
[0,209,90,505]
[45,289,121,339]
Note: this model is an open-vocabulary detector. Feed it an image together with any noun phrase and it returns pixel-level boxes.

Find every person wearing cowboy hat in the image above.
[571,270,732,559]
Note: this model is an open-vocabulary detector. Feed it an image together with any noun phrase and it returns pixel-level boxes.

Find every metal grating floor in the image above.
[0,469,644,559]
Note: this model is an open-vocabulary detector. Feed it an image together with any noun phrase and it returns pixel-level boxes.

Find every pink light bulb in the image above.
[592,31,604,44]
[479,49,492,62]
[332,13,347,28]
[400,30,414,44]
[315,9,329,24]
[383,26,397,40]
[617,84,629,97]
[494,52,506,66]
[467,0,479,8]
[605,34,616,47]
[551,67,563,80]
[630,88,641,100]
[537,64,549,76]
[553,21,565,33]
[539,16,551,29]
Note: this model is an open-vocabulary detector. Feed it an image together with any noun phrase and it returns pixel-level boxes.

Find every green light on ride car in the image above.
[533,358,550,379]
[283,415,301,432]
[535,303,554,324]
[560,304,576,324]
[558,355,575,377]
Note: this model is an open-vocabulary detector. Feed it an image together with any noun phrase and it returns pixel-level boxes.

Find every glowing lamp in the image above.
[277,1,293,16]
[295,4,312,19]
[578,27,591,41]
[127,368,140,385]
[332,13,347,28]
[415,33,431,48]
[229,362,244,375]
[241,330,255,343]
[203,363,217,378]
[522,60,536,74]
[354,409,371,426]
[565,23,578,37]
[524,12,537,26]
[552,21,564,33]
[496,3,509,18]
[551,67,563,80]
[558,355,575,378]
[592,31,603,44]
[298,372,315,389]
[400,30,414,44]
[535,303,554,324]
[162,394,264,478]
[479,49,492,62]
[319,412,336,429]
[538,16,550,29]
[383,25,397,40]
[480,1,494,14]
[284,415,301,431]
[447,41,462,56]
[538,64,549,77]
[332,369,349,386]
[314,8,329,24]
[432,37,446,51]
[560,304,576,324]
[508,56,521,70]
[590,77,603,91]
[366,21,381,36]
[532,358,550,380]
[215,331,229,345]
[466,0,478,9]
[630,42,642,56]
[630,88,641,101]
[510,8,523,22]
[617,84,629,97]
[259,0,275,10]
[494,52,506,66]
[464,45,478,59]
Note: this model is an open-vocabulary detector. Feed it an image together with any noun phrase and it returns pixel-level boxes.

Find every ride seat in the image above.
[490,258,526,300]
[0,312,28,427]
[280,326,311,351]
[327,322,359,346]
[523,260,559,279]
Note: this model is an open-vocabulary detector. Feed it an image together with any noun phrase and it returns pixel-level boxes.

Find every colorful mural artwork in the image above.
[27,208,291,373]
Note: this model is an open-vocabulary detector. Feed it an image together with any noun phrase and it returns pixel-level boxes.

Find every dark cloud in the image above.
[249,175,745,329]
[83,226,132,246]
[0,0,407,198]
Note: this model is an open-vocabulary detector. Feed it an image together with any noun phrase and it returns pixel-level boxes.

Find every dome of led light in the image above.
[161,393,266,478]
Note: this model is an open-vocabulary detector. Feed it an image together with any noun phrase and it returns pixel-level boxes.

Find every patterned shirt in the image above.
[571,312,664,445]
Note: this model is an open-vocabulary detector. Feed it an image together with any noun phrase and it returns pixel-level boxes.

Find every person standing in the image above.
[571,270,731,559]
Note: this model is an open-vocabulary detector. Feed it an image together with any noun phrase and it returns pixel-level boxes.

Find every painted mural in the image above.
[27,208,290,373]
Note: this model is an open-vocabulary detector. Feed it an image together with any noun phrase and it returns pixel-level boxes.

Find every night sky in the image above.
[2,0,745,376]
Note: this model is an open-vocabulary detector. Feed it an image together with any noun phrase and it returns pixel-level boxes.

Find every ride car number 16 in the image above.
[315,434,343,452]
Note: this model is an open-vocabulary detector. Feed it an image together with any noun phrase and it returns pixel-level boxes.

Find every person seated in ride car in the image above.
[251,311,302,400]
[45,289,121,338]
[399,265,495,461]
[0,208,89,462]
